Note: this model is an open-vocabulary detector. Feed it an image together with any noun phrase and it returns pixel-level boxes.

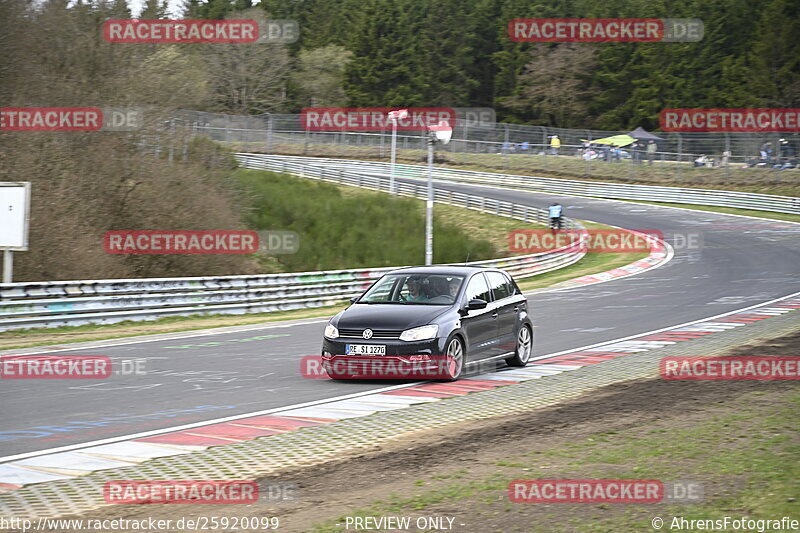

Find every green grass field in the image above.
[236,169,499,271]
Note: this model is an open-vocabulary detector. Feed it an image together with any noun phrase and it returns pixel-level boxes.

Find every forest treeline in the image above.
[3,0,797,130]
[201,0,799,130]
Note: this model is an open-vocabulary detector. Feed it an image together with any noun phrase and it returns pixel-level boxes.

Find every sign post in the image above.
[387,109,408,195]
[425,121,452,265]
[0,182,31,283]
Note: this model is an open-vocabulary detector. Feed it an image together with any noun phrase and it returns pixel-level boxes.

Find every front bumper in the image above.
[321,336,446,357]
[320,336,452,379]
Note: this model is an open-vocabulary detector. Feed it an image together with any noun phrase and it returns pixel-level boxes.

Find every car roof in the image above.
[389,265,500,276]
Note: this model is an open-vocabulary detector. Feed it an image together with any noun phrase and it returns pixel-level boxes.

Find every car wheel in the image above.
[441,336,465,381]
[506,325,532,367]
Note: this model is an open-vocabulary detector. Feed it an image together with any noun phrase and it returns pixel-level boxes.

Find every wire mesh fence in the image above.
[157,110,800,185]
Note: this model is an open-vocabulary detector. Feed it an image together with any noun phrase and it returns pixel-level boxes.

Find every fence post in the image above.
[168,119,175,162]
[542,127,548,170]
[523,206,528,223]
[724,132,731,179]
[182,122,190,162]
[266,114,274,153]
[584,129,592,177]
[676,134,683,181]
[503,124,510,169]
[462,122,469,165]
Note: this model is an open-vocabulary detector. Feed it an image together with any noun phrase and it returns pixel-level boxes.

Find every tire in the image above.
[440,336,465,381]
[505,325,532,367]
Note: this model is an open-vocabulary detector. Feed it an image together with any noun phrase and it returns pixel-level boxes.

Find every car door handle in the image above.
[513,306,519,312]
[491,312,498,319]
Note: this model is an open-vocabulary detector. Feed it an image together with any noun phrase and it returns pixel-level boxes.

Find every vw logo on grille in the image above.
[362,329,373,339]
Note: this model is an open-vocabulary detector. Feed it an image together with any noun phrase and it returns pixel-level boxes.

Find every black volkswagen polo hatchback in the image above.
[321,266,533,381]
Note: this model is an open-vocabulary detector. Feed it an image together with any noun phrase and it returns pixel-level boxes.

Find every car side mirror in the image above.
[349,296,359,304]
[467,298,487,310]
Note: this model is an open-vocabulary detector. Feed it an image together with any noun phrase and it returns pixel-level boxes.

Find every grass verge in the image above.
[304,386,799,533]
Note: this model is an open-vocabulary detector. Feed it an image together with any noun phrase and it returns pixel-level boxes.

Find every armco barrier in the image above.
[236,154,800,215]
[0,164,587,331]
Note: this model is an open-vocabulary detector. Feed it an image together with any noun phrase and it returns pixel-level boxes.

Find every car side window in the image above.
[506,272,522,295]
[465,273,492,303]
[487,271,513,301]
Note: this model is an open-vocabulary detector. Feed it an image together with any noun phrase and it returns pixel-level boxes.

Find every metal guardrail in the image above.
[0,162,587,331]
[238,154,800,215]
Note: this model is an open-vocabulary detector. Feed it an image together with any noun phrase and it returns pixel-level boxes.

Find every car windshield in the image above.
[359,274,465,305]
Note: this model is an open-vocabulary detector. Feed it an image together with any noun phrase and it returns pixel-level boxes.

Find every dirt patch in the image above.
[41,331,800,532]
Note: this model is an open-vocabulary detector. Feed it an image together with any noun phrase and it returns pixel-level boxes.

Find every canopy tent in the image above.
[627,127,665,141]
[582,134,636,147]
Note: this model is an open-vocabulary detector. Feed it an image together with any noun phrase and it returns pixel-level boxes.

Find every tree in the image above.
[500,44,597,128]
[203,42,290,113]
[291,45,353,106]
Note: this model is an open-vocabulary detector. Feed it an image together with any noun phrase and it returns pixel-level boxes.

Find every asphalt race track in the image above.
[1,172,798,458]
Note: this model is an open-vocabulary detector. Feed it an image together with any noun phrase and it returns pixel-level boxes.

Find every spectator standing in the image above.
[632,142,642,164]
[549,135,561,155]
[646,140,657,165]
[548,202,563,230]
[760,142,771,160]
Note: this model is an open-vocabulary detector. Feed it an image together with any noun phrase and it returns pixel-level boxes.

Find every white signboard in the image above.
[0,182,31,251]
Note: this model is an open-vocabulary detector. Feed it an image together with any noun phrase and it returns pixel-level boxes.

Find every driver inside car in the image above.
[404,276,429,302]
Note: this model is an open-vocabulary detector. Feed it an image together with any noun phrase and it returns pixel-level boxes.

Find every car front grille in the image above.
[338,328,402,339]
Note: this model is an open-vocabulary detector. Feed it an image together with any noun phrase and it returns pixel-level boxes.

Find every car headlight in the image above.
[399,324,439,342]
[324,323,339,339]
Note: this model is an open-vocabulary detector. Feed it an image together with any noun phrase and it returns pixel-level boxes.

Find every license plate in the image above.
[345,344,386,356]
